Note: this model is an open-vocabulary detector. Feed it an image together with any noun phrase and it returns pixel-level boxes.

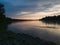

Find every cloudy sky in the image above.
[0,0,60,19]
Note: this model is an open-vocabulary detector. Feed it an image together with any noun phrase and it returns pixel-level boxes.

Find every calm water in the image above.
[8,21,60,44]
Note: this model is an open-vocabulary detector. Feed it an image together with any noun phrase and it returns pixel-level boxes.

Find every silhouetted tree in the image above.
[0,3,9,31]
[0,3,6,23]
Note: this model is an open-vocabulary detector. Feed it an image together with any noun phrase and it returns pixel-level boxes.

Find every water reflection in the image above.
[8,21,60,45]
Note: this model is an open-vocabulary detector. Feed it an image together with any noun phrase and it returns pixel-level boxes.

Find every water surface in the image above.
[8,21,60,45]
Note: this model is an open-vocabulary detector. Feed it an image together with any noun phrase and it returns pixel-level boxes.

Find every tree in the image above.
[0,3,6,22]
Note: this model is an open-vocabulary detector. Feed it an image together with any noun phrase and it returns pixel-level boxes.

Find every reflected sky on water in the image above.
[8,21,60,45]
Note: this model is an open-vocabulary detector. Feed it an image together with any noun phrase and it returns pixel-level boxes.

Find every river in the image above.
[8,21,60,45]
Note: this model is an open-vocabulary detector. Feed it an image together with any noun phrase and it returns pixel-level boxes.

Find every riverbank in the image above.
[0,30,56,45]
[40,15,60,24]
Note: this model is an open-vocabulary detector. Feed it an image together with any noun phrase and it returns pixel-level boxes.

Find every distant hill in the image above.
[12,19,38,21]
[40,15,60,24]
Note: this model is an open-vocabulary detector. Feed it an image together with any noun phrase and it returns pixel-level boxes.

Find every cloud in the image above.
[0,0,60,18]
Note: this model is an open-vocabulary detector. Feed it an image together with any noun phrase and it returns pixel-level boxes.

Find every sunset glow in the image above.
[1,0,60,19]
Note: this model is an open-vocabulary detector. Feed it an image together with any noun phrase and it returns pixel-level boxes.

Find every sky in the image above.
[0,0,60,19]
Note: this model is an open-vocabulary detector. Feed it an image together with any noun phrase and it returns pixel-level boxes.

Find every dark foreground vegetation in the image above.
[41,15,60,24]
[0,3,56,45]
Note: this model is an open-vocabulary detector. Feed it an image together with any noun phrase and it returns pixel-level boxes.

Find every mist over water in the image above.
[8,21,60,45]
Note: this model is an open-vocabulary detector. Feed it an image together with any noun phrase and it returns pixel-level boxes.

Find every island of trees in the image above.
[0,3,56,45]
